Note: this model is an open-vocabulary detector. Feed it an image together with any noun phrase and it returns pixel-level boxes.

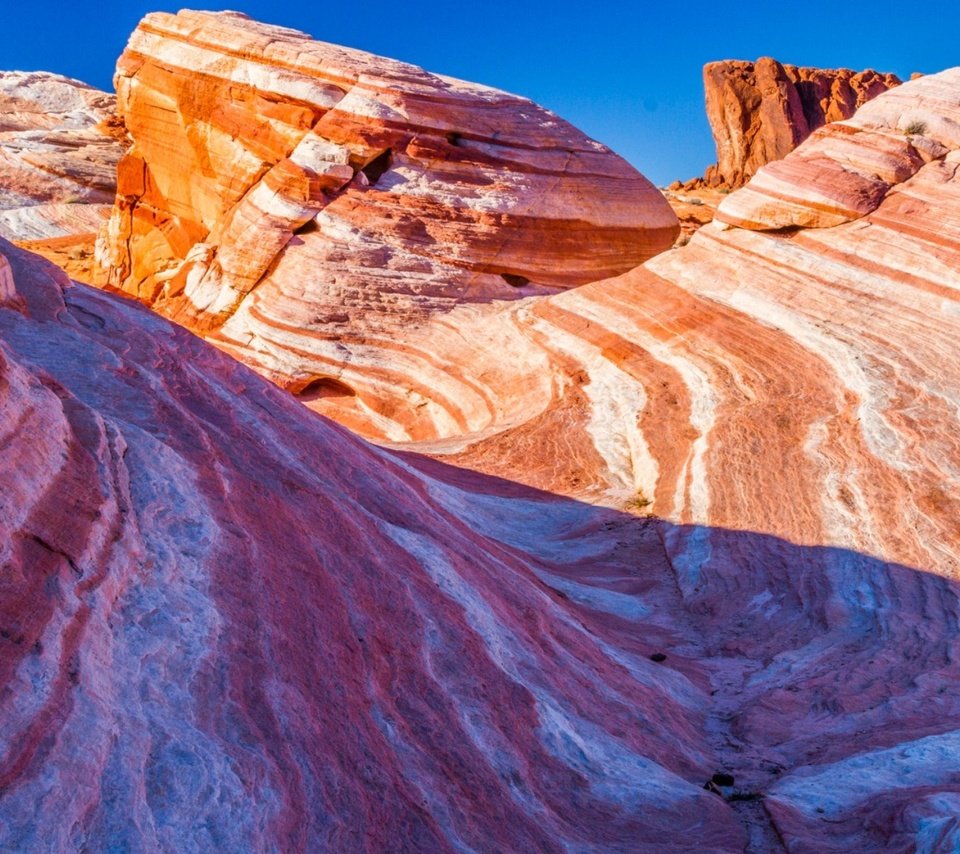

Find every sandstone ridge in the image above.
[3,15,960,850]
[0,237,744,851]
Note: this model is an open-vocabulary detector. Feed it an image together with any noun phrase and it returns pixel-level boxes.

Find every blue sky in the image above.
[6,2,957,184]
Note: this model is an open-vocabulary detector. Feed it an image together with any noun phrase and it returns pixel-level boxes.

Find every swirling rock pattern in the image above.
[0,71,121,239]
[5,15,960,849]
[0,238,748,851]
[95,10,677,356]
[701,58,901,188]
[304,71,960,847]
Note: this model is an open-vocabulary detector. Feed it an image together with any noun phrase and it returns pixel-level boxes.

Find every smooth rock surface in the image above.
[96,10,677,352]
[702,58,900,188]
[5,16,960,850]
[0,238,741,851]
[305,72,960,848]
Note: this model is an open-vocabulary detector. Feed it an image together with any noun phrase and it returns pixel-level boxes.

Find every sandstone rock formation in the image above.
[305,71,960,847]
[660,186,724,244]
[6,10,960,848]
[701,58,901,188]
[0,71,125,283]
[1,237,746,851]
[95,10,677,357]
[715,74,953,229]
[0,72,122,240]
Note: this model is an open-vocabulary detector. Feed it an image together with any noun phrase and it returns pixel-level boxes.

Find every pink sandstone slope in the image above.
[6,205,960,849]
[5,12,960,849]
[297,70,960,848]
[0,239,746,850]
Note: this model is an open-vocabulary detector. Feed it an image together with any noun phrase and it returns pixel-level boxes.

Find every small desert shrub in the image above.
[905,120,927,136]
[624,493,653,513]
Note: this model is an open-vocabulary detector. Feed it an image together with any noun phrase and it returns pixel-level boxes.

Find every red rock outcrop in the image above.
[95,11,677,347]
[7,12,960,848]
[701,58,901,188]
[7,66,960,843]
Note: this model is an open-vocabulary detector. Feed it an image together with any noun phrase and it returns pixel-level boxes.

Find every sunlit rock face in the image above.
[6,118,960,850]
[323,71,960,846]
[715,69,954,229]
[0,71,122,241]
[701,58,901,189]
[95,9,678,431]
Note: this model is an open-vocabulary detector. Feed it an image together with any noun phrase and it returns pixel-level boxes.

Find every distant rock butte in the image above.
[95,10,677,375]
[700,58,901,189]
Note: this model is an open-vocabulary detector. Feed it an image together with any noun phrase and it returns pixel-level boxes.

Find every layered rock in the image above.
[0,72,122,239]
[297,71,960,847]
[0,71,125,283]
[7,57,960,845]
[701,58,900,188]
[95,10,677,360]
[0,237,747,850]
[715,72,954,229]
[6,11,960,847]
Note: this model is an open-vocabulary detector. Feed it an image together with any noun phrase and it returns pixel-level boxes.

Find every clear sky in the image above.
[5,2,958,185]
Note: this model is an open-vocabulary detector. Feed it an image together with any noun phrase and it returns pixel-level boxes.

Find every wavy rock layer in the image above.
[0,239,745,851]
[6,107,960,845]
[0,72,121,240]
[716,70,957,229]
[95,10,677,363]
[701,58,900,188]
[295,71,960,848]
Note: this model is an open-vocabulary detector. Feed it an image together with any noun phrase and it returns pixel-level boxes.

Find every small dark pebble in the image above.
[649,652,667,662]
[712,772,735,787]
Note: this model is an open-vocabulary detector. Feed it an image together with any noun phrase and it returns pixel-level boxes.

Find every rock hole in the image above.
[361,149,392,186]
[295,218,319,235]
[712,772,735,787]
[446,132,462,146]
[295,377,357,402]
[649,652,667,662]
[501,273,530,288]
